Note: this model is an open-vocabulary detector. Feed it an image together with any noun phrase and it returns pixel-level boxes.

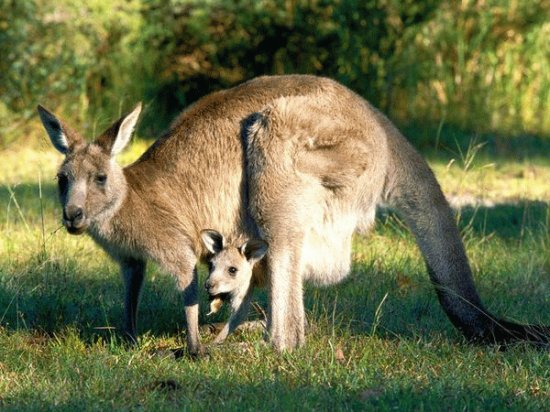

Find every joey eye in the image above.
[207,261,213,272]
[95,174,107,185]
[228,266,238,276]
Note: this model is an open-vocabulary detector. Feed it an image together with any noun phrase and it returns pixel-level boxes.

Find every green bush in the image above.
[1,0,548,145]
[0,0,143,141]
[394,0,550,135]
[136,0,442,134]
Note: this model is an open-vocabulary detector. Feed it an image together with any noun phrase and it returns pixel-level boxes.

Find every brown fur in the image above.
[38,75,548,354]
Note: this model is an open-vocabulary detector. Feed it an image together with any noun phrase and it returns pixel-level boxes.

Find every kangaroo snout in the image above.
[204,278,227,297]
[63,205,88,234]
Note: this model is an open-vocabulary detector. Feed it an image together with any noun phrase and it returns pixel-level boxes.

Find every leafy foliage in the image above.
[0,0,142,139]
[1,0,549,144]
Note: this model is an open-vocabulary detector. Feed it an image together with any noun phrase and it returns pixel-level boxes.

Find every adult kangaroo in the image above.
[37,75,548,354]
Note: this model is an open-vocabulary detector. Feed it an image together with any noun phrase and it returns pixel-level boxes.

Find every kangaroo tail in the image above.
[381,122,549,347]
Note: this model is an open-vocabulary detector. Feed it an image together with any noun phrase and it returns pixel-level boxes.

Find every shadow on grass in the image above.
[0,181,59,225]
[457,201,548,239]
[401,122,550,160]
[1,372,542,410]
[0,184,548,345]
[305,259,549,343]
[331,202,549,340]
[377,200,549,240]
[0,259,187,342]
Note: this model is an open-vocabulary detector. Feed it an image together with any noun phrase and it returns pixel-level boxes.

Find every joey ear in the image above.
[96,103,142,156]
[37,105,77,154]
[200,229,225,254]
[239,239,268,264]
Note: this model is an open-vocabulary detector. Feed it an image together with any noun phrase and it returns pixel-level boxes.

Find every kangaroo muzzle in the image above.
[63,205,88,234]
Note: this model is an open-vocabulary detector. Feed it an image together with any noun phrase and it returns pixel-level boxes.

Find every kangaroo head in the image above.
[200,229,268,304]
[37,104,141,235]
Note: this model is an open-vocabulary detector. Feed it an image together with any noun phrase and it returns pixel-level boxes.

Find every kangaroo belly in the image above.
[300,210,357,286]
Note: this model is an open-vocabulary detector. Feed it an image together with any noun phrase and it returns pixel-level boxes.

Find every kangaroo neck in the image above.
[87,170,130,250]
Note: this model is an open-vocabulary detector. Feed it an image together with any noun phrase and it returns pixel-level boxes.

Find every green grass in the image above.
[0,137,549,410]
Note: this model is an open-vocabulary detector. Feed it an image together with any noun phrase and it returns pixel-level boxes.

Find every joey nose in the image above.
[204,281,213,292]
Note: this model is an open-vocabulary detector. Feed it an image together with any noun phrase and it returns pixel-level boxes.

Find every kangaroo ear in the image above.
[200,229,225,254]
[37,105,81,154]
[239,239,268,264]
[96,103,142,156]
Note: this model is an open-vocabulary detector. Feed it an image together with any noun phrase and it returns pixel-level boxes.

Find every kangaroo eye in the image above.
[228,266,237,276]
[95,174,107,185]
[56,173,69,193]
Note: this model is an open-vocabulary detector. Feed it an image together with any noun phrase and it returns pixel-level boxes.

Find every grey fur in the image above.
[38,75,548,354]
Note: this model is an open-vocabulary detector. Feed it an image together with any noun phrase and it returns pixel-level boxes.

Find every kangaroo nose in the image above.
[64,205,84,223]
[63,205,88,234]
[72,208,83,220]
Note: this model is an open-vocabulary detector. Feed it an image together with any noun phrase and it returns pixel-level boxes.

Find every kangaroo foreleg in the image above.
[179,267,202,356]
[121,258,146,343]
